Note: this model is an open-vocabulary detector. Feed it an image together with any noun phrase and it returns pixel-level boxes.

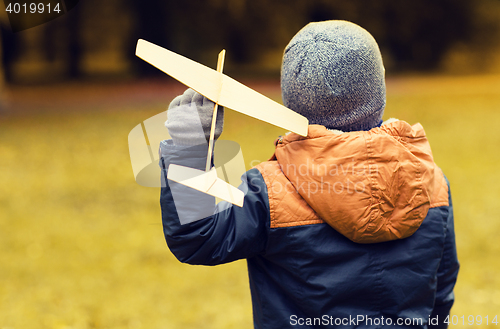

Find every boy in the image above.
[160,20,458,328]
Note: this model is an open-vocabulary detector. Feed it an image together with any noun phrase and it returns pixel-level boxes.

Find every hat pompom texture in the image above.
[281,20,386,132]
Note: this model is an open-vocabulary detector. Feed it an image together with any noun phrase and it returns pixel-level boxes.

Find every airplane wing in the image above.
[136,39,308,136]
[167,165,244,207]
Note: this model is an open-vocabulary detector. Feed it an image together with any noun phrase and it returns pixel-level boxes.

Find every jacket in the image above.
[160,120,459,329]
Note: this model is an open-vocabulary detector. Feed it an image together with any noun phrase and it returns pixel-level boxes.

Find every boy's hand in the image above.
[165,88,224,146]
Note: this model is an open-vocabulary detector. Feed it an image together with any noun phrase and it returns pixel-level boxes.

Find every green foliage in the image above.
[3,0,500,83]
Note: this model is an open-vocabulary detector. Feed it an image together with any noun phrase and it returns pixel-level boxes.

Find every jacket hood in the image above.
[274,120,441,243]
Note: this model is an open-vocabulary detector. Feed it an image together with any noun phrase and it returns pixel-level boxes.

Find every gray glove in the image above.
[165,88,224,146]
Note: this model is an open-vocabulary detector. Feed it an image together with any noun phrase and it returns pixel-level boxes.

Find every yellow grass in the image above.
[1,74,500,328]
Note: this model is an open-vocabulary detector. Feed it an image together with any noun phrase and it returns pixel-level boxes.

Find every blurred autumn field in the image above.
[1,74,500,329]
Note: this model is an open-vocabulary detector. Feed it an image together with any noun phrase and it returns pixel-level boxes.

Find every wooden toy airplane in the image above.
[135,39,309,207]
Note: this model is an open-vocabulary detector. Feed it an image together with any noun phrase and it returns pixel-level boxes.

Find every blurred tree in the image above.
[0,28,5,112]
[2,0,500,83]
[0,24,15,82]
[300,0,474,71]
[443,0,500,73]
[0,5,11,111]
[203,0,481,72]
[76,0,133,77]
[379,0,472,71]
[65,3,82,79]
[127,0,171,76]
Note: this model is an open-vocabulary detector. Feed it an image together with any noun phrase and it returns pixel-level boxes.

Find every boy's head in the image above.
[281,20,386,132]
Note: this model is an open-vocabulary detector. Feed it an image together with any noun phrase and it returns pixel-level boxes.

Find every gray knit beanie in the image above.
[281,20,386,132]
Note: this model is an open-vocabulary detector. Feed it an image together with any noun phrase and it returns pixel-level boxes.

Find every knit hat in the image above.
[281,20,386,132]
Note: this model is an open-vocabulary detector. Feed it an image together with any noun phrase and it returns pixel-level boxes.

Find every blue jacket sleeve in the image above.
[430,179,460,328]
[159,140,270,265]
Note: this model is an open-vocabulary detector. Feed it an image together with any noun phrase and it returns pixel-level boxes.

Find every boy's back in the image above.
[159,20,459,328]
